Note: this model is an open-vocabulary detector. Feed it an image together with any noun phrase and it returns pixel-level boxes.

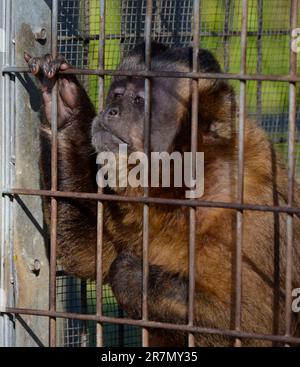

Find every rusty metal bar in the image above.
[141,0,153,348]
[1,0,15,347]
[49,0,58,348]
[224,0,231,72]
[285,0,298,345]
[256,0,263,123]
[95,0,106,348]
[98,1,105,111]
[188,0,201,348]
[80,281,88,347]
[3,188,300,215]
[234,0,248,348]
[3,307,300,345]
[4,66,300,82]
[55,29,293,43]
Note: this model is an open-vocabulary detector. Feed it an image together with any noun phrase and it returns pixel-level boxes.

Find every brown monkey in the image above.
[24,43,300,346]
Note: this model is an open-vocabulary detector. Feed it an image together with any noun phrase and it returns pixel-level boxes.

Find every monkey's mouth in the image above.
[92,126,129,152]
[98,126,128,144]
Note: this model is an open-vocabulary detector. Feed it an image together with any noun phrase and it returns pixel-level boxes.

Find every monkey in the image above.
[24,43,300,346]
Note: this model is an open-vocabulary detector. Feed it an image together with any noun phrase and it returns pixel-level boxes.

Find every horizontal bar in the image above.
[2,307,300,345]
[3,66,300,82]
[2,188,300,215]
[57,29,293,43]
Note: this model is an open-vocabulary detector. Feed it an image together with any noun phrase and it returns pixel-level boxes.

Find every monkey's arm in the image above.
[24,52,116,279]
[108,251,189,323]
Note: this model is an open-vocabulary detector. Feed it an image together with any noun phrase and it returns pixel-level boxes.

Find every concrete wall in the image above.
[1,0,52,347]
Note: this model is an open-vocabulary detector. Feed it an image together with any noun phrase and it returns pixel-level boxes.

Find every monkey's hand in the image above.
[108,251,188,322]
[24,51,71,79]
[108,251,143,319]
[24,52,95,129]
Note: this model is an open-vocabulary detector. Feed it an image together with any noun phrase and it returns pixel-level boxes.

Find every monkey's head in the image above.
[92,43,236,179]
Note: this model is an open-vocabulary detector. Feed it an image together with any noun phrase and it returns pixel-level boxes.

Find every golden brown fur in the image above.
[24,45,300,346]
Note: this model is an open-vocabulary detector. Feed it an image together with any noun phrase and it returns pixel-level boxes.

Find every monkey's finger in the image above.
[57,57,72,71]
[24,52,42,76]
[40,54,57,79]
[41,56,71,79]
[24,51,32,63]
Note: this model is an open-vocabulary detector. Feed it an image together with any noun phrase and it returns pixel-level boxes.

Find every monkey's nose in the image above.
[107,107,119,117]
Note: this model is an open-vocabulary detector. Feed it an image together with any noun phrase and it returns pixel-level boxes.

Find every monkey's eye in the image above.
[133,96,144,104]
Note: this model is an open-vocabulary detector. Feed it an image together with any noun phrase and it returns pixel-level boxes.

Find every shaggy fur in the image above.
[24,44,300,346]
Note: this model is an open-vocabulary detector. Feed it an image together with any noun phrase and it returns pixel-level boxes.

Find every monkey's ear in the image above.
[197,49,222,73]
[199,80,236,144]
[194,49,224,94]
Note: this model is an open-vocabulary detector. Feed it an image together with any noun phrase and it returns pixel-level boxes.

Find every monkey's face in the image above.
[91,44,231,195]
[91,44,225,157]
[92,78,145,154]
[92,75,190,156]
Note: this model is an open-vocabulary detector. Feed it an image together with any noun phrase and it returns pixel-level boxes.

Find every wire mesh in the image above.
[62,0,300,173]
[53,0,300,347]
[56,275,140,346]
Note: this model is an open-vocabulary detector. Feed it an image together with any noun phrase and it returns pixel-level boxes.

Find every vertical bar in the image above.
[188,0,200,347]
[1,0,15,347]
[9,1,17,345]
[285,0,298,345]
[142,0,153,348]
[154,0,162,35]
[234,0,248,348]
[80,280,88,347]
[117,308,125,347]
[96,0,106,348]
[256,0,263,124]
[224,0,231,72]
[83,1,91,90]
[49,0,59,348]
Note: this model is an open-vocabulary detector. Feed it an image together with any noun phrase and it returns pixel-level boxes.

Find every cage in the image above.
[1,0,300,347]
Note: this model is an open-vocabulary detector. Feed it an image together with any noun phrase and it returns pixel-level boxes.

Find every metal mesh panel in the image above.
[56,0,300,347]
[56,274,89,347]
[120,0,194,50]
